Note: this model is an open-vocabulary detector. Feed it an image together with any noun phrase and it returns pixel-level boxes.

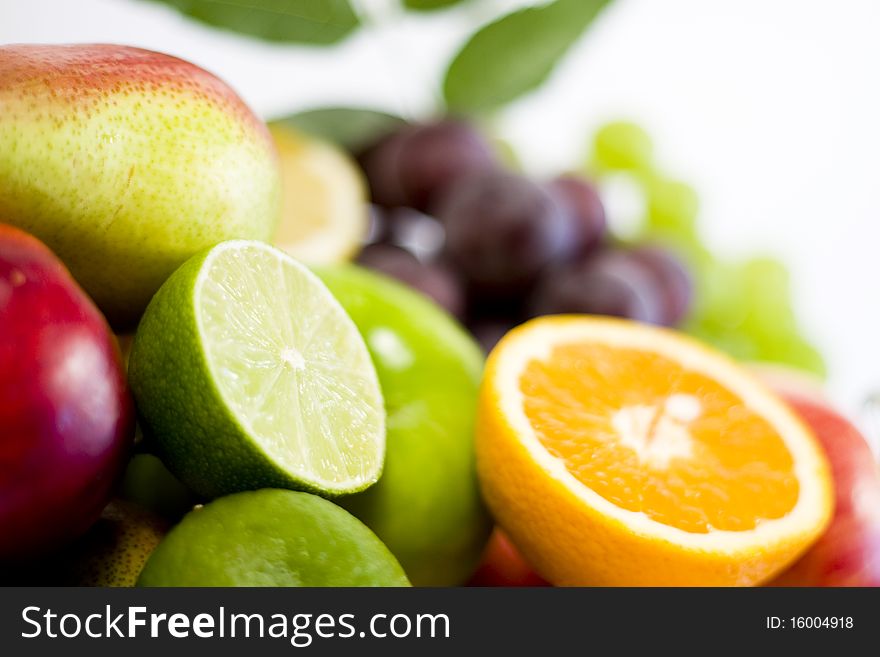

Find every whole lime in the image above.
[317,265,491,586]
[137,489,409,587]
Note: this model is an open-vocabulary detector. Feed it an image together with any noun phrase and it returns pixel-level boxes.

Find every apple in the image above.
[0,225,134,561]
[0,44,281,327]
[317,264,491,586]
[468,528,549,587]
[762,371,880,586]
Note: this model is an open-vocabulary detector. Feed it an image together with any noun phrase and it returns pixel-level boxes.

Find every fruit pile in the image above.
[285,114,823,376]
[2,44,878,588]
[353,119,693,353]
[586,121,826,376]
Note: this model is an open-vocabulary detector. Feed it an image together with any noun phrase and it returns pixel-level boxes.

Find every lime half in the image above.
[128,240,385,499]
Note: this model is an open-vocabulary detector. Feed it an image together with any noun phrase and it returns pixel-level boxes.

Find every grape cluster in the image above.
[589,121,825,375]
[352,119,694,353]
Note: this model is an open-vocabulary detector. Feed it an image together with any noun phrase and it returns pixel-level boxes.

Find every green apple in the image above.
[317,265,491,586]
[0,44,281,327]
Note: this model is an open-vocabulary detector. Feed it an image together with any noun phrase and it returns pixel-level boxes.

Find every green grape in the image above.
[741,257,790,305]
[687,323,760,362]
[644,176,700,240]
[640,226,710,272]
[690,260,750,332]
[490,136,522,171]
[740,257,797,338]
[591,120,654,173]
[758,334,827,377]
[586,120,827,379]
[785,339,827,377]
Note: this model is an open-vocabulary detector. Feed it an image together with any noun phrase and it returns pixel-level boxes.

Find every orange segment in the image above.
[477,316,833,586]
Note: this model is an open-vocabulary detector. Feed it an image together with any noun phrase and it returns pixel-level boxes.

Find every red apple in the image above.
[763,373,880,586]
[0,225,134,561]
[468,528,549,587]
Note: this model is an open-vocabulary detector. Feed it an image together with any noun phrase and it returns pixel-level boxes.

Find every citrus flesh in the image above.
[137,490,409,587]
[270,124,368,265]
[477,316,833,586]
[128,240,385,499]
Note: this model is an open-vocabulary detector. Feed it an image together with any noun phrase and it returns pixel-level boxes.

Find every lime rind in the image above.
[137,490,410,587]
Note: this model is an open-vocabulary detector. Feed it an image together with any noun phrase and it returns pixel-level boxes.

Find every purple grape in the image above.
[363,205,447,263]
[468,319,518,354]
[628,244,693,326]
[436,171,578,295]
[464,291,527,325]
[356,243,465,319]
[365,204,390,245]
[549,174,607,256]
[528,249,665,324]
[385,208,446,261]
[364,204,441,244]
[356,242,417,272]
[359,130,410,208]
[360,119,497,211]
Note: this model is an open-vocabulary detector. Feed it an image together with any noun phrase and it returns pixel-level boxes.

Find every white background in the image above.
[2,0,878,427]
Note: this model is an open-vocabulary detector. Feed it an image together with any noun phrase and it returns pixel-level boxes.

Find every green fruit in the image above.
[644,176,700,240]
[317,265,491,586]
[687,323,760,362]
[128,241,385,499]
[490,136,523,171]
[0,44,281,327]
[61,500,168,587]
[589,122,828,378]
[740,257,797,337]
[120,454,199,521]
[592,120,654,172]
[692,260,750,331]
[773,338,827,377]
[138,490,409,587]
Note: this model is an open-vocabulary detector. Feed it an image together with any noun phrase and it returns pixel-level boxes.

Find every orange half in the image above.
[476,316,833,586]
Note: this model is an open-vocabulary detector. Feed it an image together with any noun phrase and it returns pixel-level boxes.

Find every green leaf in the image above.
[272,107,407,153]
[403,0,466,11]
[443,0,612,113]
[149,0,360,45]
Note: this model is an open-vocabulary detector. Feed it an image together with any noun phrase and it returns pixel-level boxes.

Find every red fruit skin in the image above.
[361,119,497,212]
[467,528,549,587]
[0,225,133,561]
[768,392,880,586]
[0,44,268,137]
